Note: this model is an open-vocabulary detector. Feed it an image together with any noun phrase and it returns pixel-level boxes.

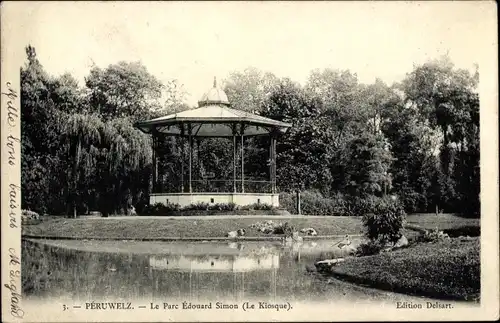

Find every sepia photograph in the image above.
[1,1,498,322]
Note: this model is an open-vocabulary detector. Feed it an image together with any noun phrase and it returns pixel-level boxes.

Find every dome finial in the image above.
[198,77,230,107]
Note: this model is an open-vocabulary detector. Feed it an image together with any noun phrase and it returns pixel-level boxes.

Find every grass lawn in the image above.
[329,237,480,301]
[22,216,366,239]
[22,213,479,240]
[405,213,480,230]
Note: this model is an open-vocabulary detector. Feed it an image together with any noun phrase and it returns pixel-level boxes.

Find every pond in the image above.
[22,238,430,305]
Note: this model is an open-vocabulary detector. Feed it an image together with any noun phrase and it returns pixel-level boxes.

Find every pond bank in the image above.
[326,237,480,302]
[22,234,363,242]
[23,214,478,240]
[24,237,364,255]
[22,216,365,240]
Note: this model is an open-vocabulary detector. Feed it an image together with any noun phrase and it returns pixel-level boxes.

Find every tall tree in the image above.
[343,132,394,197]
[21,45,69,213]
[400,55,480,215]
[382,103,442,212]
[262,78,331,193]
[224,67,279,112]
[85,61,164,121]
[94,117,152,216]
[60,113,103,217]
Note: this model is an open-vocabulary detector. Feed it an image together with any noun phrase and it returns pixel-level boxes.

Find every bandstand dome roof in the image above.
[198,77,230,107]
[135,77,292,137]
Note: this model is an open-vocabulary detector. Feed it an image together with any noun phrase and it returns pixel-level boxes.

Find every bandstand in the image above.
[135,78,292,208]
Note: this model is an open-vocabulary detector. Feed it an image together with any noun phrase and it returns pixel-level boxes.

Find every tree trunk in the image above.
[296,191,301,215]
[71,138,81,219]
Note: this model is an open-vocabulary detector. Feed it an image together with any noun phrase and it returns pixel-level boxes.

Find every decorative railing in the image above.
[154,178,274,194]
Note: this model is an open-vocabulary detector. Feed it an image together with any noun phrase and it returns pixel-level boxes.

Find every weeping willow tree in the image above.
[96,117,152,216]
[60,113,103,218]
[60,113,152,217]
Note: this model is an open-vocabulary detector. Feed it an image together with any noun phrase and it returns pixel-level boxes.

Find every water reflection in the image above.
[149,253,280,301]
[149,254,280,272]
[22,238,418,304]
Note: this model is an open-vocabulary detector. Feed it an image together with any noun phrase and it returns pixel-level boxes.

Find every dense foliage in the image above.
[21,45,479,217]
[139,202,277,216]
[361,197,406,243]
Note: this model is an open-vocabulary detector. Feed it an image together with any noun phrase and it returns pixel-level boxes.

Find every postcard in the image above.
[1,1,498,322]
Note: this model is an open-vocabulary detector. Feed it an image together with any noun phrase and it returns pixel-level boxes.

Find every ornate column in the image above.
[188,123,193,193]
[232,124,237,193]
[269,135,273,194]
[180,124,185,193]
[152,127,158,194]
[240,123,245,193]
[157,133,164,193]
[269,129,277,194]
[272,135,277,194]
[196,138,200,189]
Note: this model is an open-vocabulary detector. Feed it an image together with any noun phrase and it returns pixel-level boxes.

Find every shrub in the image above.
[280,191,407,217]
[272,222,295,236]
[250,203,273,211]
[399,190,427,214]
[140,202,276,215]
[140,202,181,215]
[182,202,238,211]
[22,209,41,224]
[344,195,382,217]
[279,192,295,213]
[207,202,237,211]
[362,196,406,243]
[356,239,386,256]
[415,228,450,243]
[183,202,210,211]
[239,203,273,211]
[279,190,348,215]
[134,199,150,214]
[22,209,40,219]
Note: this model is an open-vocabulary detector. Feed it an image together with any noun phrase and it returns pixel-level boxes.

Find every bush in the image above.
[207,202,237,211]
[279,190,348,215]
[139,202,278,216]
[183,202,210,211]
[239,203,274,211]
[22,209,42,224]
[22,209,40,219]
[272,221,295,236]
[279,192,295,213]
[362,196,406,243]
[301,191,347,215]
[280,191,408,217]
[399,190,427,214]
[415,228,450,243]
[143,202,239,213]
[344,195,382,217]
[141,202,181,215]
[356,239,386,256]
[250,203,273,211]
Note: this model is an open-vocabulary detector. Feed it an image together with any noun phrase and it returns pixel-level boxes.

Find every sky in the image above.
[12,1,497,106]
